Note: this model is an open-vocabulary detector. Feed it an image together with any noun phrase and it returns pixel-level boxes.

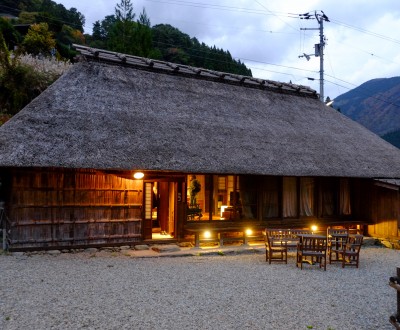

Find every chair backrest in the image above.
[327,228,349,244]
[291,229,312,237]
[327,228,348,236]
[300,236,327,253]
[266,229,311,239]
[265,230,273,249]
[346,234,363,252]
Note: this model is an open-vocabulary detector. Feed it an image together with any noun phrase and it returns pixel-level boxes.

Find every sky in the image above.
[56,0,400,100]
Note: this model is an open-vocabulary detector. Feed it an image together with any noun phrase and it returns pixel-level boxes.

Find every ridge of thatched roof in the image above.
[0,46,400,178]
[73,44,318,98]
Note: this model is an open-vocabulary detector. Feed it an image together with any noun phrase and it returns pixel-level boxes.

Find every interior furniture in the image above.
[187,204,202,220]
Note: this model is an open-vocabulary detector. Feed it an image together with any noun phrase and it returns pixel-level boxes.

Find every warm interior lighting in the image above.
[245,229,253,236]
[204,231,211,239]
[311,225,318,233]
[220,205,229,218]
[133,172,144,179]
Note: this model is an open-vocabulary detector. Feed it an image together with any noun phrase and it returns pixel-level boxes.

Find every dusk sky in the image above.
[57,0,400,100]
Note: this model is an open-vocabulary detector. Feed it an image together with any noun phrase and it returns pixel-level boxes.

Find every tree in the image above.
[0,18,21,50]
[91,15,116,49]
[136,8,152,57]
[111,0,136,53]
[0,33,45,115]
[115,0,135,21]
[22,23,56,56]
[0,32,70,117]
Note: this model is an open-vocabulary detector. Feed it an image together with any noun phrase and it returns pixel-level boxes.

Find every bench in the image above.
[265,228,311,264]
[185,227,264,248]
[265,228,312,250]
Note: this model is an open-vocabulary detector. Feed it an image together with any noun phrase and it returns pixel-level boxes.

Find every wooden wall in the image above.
[367,184,400,239]
[7,168,143,250]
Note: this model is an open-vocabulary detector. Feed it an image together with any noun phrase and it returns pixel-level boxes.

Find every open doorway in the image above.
[143,181,177,240]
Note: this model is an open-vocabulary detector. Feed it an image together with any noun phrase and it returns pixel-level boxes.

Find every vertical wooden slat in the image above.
[9,168,143,249]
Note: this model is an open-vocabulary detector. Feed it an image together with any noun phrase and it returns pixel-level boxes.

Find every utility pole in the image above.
[298,11,329,102]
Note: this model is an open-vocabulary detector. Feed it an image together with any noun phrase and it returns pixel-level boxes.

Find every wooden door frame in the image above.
[142,177,185,240]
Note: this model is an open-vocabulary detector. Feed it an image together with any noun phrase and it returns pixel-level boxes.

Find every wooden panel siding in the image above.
[367,185,400,239]
[8,168,143,250]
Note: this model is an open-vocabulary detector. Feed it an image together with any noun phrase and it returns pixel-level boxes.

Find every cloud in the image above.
[58,0,400,99]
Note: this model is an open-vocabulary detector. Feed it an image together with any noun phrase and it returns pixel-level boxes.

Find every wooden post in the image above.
[389,267,400,329]
[397,267,400,322]
[2,225,6,250]
[1,208,6,251]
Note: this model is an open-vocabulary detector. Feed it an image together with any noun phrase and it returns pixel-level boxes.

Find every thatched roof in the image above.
[0,45,400,178]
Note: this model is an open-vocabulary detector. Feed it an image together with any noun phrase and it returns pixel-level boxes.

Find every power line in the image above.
[324,78,400,109]
[145,0,293,17]
[329,18,400,46]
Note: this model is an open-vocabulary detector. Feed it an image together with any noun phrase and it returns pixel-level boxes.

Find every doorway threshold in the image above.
[143,238,178,245]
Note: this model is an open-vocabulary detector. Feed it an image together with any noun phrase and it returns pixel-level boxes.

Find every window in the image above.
[283,177,297,218]
[320,178,352,217]
[300,177,314,216]
[339,178,351,215]
[262,177,279,219]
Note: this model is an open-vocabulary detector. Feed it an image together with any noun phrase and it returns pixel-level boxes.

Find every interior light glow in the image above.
[204,231,211,239]
[311,225,318,233]
[133,172,144,179]
[220,205,229,218]
[245,229,253,236]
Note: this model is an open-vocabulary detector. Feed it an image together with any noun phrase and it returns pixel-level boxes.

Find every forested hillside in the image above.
[1,0,252,75]
[334,77,400,136]
[85,1,251,76]
[382,129,400,149]
[0,0,252,121]
[0,0,85,59]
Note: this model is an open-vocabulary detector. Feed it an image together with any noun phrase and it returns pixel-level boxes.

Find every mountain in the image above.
[333,76,400,136]
[381,129,400,149]
[333,77,400,149]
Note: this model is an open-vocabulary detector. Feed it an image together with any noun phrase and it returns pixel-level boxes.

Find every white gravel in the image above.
[0,246,399,330]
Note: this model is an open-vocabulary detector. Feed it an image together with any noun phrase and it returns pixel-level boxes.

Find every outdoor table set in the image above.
[265,228,364,271]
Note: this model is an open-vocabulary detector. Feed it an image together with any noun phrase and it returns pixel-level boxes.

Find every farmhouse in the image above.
[0,45,399,251]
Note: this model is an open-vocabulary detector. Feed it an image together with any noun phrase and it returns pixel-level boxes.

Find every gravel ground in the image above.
[0,245,399,330]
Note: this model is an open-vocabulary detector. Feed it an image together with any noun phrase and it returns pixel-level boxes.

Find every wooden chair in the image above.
[265,230,287,264]
[296,235,327,271]
[339,234,363,268]
[327,228,349,264]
